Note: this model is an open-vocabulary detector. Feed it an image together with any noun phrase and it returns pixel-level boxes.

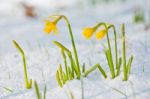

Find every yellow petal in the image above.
[96,29,106,40]
[82,28,95,39]
[44,27,53,34]
[44,20,57,34]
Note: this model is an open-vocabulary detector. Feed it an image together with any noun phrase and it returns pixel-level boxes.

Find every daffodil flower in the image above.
[82,23,119,79]
[82,27,96,39]
[96,29,106,40]
[44,20,58,34]
[82,23,110,39]
[44,15,81,80]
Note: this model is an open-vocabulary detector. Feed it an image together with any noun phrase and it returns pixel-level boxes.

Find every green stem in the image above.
[22,54,30,88]
[61,15,80,79]
[13,40,32,89]
[96,23,115,78]
[108,25,118,69]
[122,24,127,81]
[52,15,80,78]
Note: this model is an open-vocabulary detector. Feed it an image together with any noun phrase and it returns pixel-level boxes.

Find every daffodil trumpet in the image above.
[13,40,32,89]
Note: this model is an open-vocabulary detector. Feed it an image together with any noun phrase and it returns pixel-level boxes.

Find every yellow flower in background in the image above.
[96,29,106,40]
[82,28,96,39]
[44,20,58,34]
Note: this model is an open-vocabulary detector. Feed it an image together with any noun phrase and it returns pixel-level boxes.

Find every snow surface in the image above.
[0,0,150,99]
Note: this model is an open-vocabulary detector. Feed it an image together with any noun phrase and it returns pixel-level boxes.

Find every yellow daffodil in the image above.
[44,20,58,34]
[96,29,107,40]
[82,28,96,39]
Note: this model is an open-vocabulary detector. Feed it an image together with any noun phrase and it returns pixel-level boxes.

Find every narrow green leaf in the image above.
[61,49,68,80]
[84,64,107,78]
[68,67,73,80]
[97,64,107,78]
[122,24,127,81]
[127,55,134,74]
[67,53,79,79]
[63,71,67,83]
[12,40,24,55]
[59,64,65,84]
[56,70,63,88]
[116,57,122,76]
[53,41,71,54]
[105,49,115,78]
[34,81,41,99]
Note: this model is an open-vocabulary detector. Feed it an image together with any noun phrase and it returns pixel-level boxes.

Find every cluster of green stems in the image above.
[53,15,107,87]
[53,16,134,88]
[91,23,134,80]
[12,15,134,90]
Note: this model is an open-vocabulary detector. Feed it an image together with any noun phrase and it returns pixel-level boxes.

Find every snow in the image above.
[0,0,150,99]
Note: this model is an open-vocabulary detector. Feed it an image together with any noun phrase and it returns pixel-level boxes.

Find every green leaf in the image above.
[122,24,127,81]
[34,81,41,99]
[12,40,24,55]
[53,41,71,54]
[61,49,68,80]
[58,64,65,84]
[127,55,134,74]
[116,57,122,76]
[63,71,67,83]
[97,64,107,78]
[84,64,107,78]
[56,70,63,88]
[105,49,115,78]
[67,52,79,79]
[68,66,73,80]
